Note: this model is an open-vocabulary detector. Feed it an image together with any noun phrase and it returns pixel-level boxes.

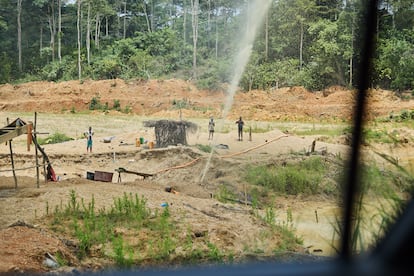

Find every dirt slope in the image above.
[1,79,411,121]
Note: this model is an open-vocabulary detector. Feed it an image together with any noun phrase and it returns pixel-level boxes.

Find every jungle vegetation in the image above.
[1,0,413,92]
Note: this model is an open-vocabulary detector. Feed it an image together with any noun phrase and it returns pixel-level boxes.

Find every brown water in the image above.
[405,158,414,174]
[287,192,407,257]
[274,199,341,256]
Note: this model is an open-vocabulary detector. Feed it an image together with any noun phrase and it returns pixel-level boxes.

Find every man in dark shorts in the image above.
[235,117,244,141]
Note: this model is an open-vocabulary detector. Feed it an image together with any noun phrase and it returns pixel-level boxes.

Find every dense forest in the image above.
[0,0,413,91]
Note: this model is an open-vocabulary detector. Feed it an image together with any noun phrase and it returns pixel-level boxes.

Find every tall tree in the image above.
[86,0,91,64]
[17,0,23,72]
[49,0,56,61]
[58,0,61,62]
[122,0,126,38]
[77,0,82,80]
[142,0,152,32]
[276,0,318,70]
[183,0,187,46]
[92,0,111,49]
[264,8,269,61]
[191,0,199,80]
[34,0,59,62]
[340,0,357,86]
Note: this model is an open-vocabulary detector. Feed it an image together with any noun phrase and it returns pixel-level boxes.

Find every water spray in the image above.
[199,0,273,184]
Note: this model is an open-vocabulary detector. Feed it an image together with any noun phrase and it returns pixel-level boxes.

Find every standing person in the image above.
[84,126,94,153]
[208,117,215,140]
[235,116,244,141]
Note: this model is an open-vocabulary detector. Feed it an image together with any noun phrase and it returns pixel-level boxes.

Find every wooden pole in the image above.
[34,112,40,188]
[244,182,247,208]
[43,157,47,184]
[221,134,288,158]
[5,117,8,146]
[311,140,316,153]
[9,140,17,189]
[5,118,17,188]
[27,122,32,151]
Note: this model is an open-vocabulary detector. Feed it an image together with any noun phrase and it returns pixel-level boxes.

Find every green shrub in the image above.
[91,57,121,80]
[37,132,73,145]
[113,99,121,111]
[172,98,189,109]
[123,105,132,114]
[112,236,134,268]
[400,110,409,121]
[206,242,224,263]
[89,96,102,110]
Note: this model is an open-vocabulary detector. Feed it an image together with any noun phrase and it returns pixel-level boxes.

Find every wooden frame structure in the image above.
[2,114,57,189]
[0,114,56,188]
[0,118,32,145]
[0,118,33,188]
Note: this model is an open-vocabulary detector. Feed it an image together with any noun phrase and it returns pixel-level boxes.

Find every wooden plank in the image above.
[115,167,154,182]
[116,167,154,177]
[0,124,29,144]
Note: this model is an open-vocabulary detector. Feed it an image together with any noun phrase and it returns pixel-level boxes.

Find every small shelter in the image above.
[144,120,197,148]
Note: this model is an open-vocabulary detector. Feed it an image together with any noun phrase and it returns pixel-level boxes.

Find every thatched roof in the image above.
[143,120,198,148]
[143,120,197,131]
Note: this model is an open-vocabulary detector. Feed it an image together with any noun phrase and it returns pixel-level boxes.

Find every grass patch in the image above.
[362,128,397,144]
[192,105,214,113]
[293,126,345,137]
[112,235,134,267]
[245,156,329,196]
[379,109,414,123]
[246,154,409,200]
[359,160,413,196]
[293,123,413,145]
[195,144,213,153]
[48,191,162,262]
[46,190,262,268]
[206,242,224,263]
[247,123,273,134]
[215,184,238,203]
[37,132,73,145]
[255,205,303,253]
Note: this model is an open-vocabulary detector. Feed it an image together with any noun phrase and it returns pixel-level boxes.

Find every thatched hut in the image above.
[143,120,198,148]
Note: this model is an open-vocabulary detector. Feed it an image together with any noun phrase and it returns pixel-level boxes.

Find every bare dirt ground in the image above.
[0,79,413,274]
[0,79,412,121]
